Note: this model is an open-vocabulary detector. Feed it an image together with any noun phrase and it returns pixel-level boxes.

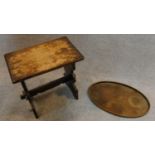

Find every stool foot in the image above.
[21,81,39,119]
[28,98,39,119]
[66,82,78,99]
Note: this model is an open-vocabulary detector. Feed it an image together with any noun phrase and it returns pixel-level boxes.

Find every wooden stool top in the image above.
[5,36,84,83]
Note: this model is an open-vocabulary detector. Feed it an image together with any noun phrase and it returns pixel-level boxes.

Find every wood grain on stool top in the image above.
[5,37,84,83]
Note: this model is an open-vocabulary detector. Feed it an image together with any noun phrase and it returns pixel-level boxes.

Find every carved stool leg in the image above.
[64,63,79,99]
[21,81,39,118]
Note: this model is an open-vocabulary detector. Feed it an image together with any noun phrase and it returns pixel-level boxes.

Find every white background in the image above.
[0,0,154,155]
[0,0,155,34]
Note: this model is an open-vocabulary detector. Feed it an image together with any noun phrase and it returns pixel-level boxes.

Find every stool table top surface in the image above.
[5,36,84,83]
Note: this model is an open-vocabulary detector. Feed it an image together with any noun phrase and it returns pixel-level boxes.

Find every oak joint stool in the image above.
[4,36,84,118]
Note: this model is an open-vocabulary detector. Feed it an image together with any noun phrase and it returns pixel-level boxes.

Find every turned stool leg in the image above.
[64,63,78,99]
[21,81,39,118]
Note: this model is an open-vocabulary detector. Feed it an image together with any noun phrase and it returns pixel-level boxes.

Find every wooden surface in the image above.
[5,37,84,83]
[88,82,150,118]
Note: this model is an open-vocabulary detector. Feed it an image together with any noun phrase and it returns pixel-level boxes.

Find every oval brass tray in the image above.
[88,81,150,118]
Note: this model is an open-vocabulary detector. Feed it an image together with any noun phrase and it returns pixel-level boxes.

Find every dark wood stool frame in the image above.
[4,37,84,119]
[20,63,78,118]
